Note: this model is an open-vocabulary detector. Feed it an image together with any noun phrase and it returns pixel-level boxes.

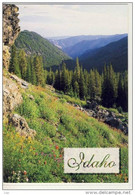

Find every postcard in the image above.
[2,1,133,190]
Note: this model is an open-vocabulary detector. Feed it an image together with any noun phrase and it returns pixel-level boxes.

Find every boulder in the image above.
[11,114,36,138]
[86,100,98,110]
[105,117,120,128]
[28,94,34,100]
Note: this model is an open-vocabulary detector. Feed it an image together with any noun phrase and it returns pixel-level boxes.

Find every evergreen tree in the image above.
[26,57,32,83]
[101,65,115,107]
[117,71,128,111]
[94,69,101,98]
[47,68,55,85]
[31,57,37,85]
[9,45,21,77]
[54,69,61,90]
[74,57,81,83]
[60,62,70,93]
[89,69,96,99]
[34,56,44,86]
[18,49,27,79]
[73,81,79,97]
[79,68,86,99]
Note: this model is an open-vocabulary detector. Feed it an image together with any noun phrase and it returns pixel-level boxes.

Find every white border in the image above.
[1,0,133,192]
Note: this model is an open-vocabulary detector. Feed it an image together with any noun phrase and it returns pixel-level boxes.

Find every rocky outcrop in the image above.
[3,75,23,116]
[3,4,20,69]
[3,5,36,138]
[11,114,36,138]
[72,100,128,135]
[10,74,29,89]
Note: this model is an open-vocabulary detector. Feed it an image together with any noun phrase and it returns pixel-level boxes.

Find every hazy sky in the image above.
[18,4,129,38]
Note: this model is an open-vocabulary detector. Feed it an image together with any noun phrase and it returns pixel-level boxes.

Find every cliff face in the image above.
[3,4,36,138]
[3,4,20,69]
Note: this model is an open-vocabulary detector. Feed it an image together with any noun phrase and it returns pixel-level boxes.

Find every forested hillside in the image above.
[14,30,71,68]
[9,46,128,112]
[62,34,127,58]
[80,37,128,73]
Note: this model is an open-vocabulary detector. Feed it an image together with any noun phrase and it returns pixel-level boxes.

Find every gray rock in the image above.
[3,76,23,115]
[28,94,34,100]
[10,74,29,89]
[11,114,36,138]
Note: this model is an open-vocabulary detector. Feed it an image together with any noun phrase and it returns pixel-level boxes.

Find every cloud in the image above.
[18,4,129,37]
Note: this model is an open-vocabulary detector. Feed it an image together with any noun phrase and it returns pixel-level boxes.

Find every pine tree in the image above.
[54,69,61,90]
[47,68,55,85]
[74,57,80,83]
[73,81,79,97]
[79,68,86,99]
[101,65,115,107]
[31,57,37,85]
[26,57,32,83]
[18,49,27,79]
[9,45,21,77]
[89,69,96,99]
[34,56,44,86]
[94,69,101,98]
[117,71,128,111]
[60,62,70,93]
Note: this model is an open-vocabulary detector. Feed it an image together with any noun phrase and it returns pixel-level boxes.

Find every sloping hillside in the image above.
[80,37,128,73]
[3,70,128,183]
[63,34,127,58]
[14,30,71,68]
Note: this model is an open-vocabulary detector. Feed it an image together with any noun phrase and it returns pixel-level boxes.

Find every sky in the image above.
[17,4,129,38]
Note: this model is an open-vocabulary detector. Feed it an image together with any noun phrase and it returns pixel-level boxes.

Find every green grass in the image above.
[3,84,128,183]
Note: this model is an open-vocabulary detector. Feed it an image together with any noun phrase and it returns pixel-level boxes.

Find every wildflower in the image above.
[23,170,27,175]
[26,177,29,182]
[44,161,47,165]
[55,145,59,150]
[124,177,128,182]
[28,136,31,141]
[119,173,123,178]
[35,152,38,156]
[54,154,56,157]
[59,154,62,158]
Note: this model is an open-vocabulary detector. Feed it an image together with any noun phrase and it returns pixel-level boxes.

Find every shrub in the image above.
[117,106,123,113]
[59,98,67,104]
[17,96,40,118]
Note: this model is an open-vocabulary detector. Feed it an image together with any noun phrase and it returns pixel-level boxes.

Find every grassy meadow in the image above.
[3,83,128,183]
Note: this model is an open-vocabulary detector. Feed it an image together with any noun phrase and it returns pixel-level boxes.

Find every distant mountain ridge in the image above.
[14,30,71,68]
[50,37,128,73]
[49,34,127,58]
[80,37,128,72]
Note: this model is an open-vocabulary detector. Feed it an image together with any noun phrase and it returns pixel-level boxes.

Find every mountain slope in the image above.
[80,37,128,73]
[14,30,71,68]
[50,34,120,49]
[3,70,128,183]
[63,34,127,58]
